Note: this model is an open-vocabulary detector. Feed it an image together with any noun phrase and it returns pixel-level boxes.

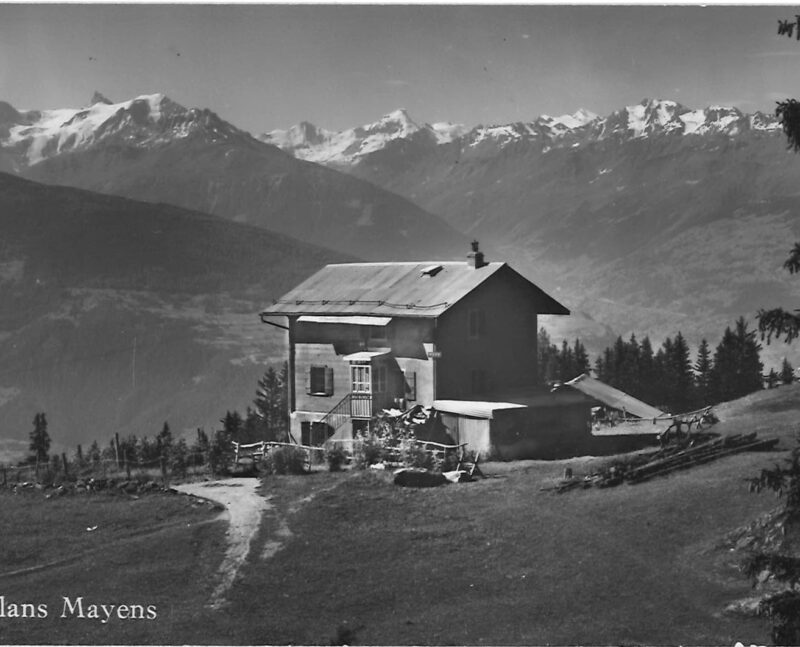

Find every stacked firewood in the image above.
[544,432,780,493]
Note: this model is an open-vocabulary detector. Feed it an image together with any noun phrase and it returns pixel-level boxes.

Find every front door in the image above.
[350,363,372,418]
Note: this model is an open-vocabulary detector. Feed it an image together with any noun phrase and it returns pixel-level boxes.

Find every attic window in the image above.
[420,264,444,277]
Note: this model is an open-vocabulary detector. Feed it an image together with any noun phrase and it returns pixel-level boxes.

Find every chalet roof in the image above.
[433,399,527,419]
[562,374,667,420]
[261,261,569,318]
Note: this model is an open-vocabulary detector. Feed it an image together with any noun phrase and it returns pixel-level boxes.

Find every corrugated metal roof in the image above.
[261,262,569,318]
[433,399,527,419]
[563,374,667,420]
[297,315,392,326]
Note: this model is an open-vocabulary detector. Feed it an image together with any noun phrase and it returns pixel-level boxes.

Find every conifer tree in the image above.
[694,338,713,406]
[670,332,695,412]
[573,339,590,376]
[709,318,763,403]
[157,421,174,454]
[781,357,796,384]
[639,336,656,405]
[87,440,101,465]
[734,317,765,396]
[29,412,50,464]
[254,362,289,441]
[191,428,210,467]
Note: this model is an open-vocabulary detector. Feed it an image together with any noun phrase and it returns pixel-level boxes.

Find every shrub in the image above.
[353,437,387,469]
[261,446,308,475]
[402,443,434,470]
[325,445,348,472]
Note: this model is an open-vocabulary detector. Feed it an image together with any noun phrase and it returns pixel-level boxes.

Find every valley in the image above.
[1,93,800,455]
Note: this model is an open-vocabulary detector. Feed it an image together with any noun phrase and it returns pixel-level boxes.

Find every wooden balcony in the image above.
[350,393,373,419]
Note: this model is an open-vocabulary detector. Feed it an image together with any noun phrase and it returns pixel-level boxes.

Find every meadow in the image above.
[0,383,798,645]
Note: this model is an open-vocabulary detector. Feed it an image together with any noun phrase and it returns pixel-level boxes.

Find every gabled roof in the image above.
[261,261,569,318]
[562,374,667,420]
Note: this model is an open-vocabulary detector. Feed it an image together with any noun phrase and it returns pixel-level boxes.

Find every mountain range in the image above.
[262,99,800,371]
[0,93,470,262]
[1,92,799,457]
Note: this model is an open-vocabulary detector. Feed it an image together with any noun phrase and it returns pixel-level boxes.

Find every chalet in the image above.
[260,243,604,459]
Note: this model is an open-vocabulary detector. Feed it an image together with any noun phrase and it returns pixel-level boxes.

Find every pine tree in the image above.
[781,357,796,384]
[709,319,763,403]
[157,422,174,454]
[558,339,574,381]
[757,241,800,344]
[170,438,189,477]
[573,339,590,376]
[254,363,289,441]
[670,332,695,412]
[29,412,50,464]
[639,336,656,405]
[87,440,101,465]
[537,327,558,384]
[710,326,739,403]
[191,428,210,467]
[694,338,713,406]
[734,317,765,397]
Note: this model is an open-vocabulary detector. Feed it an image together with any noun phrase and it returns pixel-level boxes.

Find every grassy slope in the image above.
[0,490,225,645]
[1,385,797,645]
[218,385,800,646]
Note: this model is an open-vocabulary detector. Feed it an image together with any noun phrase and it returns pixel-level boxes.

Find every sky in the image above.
[2,4,800,134]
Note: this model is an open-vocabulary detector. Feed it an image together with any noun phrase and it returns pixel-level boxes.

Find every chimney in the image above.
[467,240,487,269]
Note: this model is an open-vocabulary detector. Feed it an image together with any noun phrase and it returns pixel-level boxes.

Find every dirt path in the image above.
[175,477,269,609]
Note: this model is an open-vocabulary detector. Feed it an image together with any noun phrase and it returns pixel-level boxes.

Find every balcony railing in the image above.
[350,393,373,419]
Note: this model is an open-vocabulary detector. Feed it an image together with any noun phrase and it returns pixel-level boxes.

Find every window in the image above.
[468,308,485,339]
[307,365,334,396]
[351,365,371,394]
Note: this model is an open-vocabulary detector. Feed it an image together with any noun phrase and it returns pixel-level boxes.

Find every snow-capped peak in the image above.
[0,93,245,166]
[260,98,782,165]
[261,108,436,165]
[430,121,469,143]
[90,91,113,106]
[540,108,598,130]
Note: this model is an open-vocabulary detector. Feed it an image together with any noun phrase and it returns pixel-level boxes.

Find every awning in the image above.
[342,350,392,362]
[562,374,667,420]
[433,399,527,420]
[297,315,392,326]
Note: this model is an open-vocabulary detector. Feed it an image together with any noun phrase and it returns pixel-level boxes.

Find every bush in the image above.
[403,443,434,470]
[353,437,387,469]
[261,446,308,475]
[325,445,348,472]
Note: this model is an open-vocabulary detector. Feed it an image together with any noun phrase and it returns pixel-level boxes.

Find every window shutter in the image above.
[305,367,312,395]
[324,366,334,396]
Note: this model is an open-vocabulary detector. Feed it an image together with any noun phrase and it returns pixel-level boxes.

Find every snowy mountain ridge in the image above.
[261,98,781,165]
[261,108,469,165]
[0,93,248,169]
